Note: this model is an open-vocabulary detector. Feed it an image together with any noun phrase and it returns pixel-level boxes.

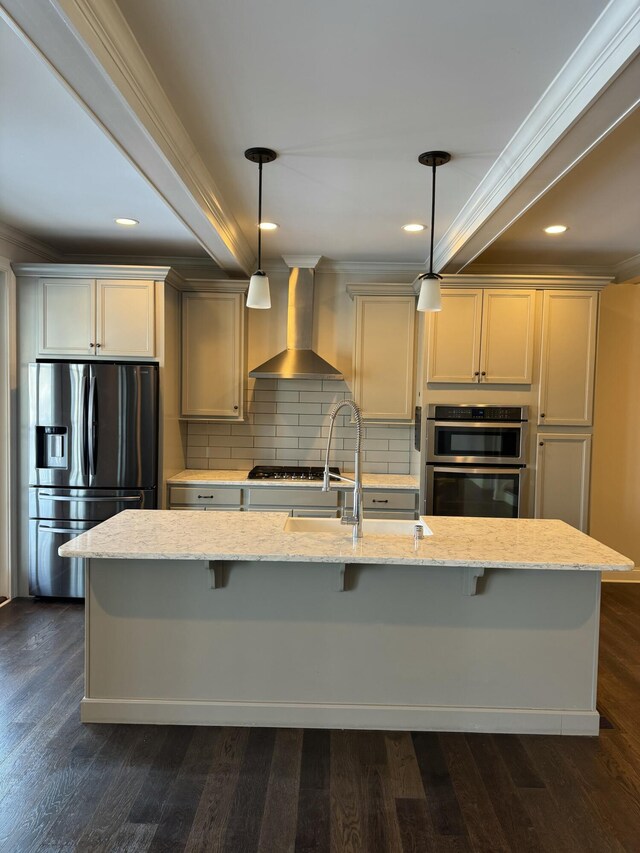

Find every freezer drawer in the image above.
[28,519,98,597]
[29,487,156,521]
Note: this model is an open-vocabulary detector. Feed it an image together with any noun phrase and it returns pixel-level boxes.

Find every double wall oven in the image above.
[426,404,528,518]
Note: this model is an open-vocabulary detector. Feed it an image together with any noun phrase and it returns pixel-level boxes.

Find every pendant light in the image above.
[244,147,277,309]
[416,150,451,312]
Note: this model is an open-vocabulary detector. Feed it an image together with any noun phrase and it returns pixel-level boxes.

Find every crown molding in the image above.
[419,274,613,292]
[1,0,254,274]
[0,224,62,263]
[464,262,614,278]
[174,279,249,294]
[346,282,417,299]
[282,255,323,270]
[436,0,640,273]
[614,252,640,284]
[318,260,425,278]
[12,263,176,281]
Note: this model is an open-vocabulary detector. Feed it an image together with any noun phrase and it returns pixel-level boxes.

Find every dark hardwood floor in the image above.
[1,585,640,852]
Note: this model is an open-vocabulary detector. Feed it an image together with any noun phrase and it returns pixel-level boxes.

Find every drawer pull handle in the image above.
[198,494,215,499]
[372,499,389,504]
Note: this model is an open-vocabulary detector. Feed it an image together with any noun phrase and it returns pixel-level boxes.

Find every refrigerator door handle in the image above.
[37,523,95,535]
[38,493,143,503]
[80,373,88,476]
[88,375,97,477]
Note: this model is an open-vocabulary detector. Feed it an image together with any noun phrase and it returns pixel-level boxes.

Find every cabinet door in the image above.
[353,295,415,419]
[181,292,244,418]
[96,280,155,357]
[534,433,591,531]
[479,290,535,384]
[39,279,95,356]
[427,289,483,383]
[538,291,598,426]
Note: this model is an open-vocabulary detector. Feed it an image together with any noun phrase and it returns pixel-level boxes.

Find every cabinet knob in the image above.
[89,343,94,348]
[481,371,486,376]
[95,343,101,348]
[540,412,545,418]
[233,405,239,410]
[473,371,480,377]
[539,442,544,447]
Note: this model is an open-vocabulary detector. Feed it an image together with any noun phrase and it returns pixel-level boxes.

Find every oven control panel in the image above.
[430,405,527,422]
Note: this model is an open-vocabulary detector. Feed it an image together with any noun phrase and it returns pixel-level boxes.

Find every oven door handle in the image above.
[430,421,526,429]
[426,466,525,474]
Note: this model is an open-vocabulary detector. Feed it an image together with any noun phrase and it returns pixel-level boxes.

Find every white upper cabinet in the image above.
[538,291,598,426]
[38,278,155,358]
[427,289,483,383]
[181,291,244,419]
[427,288,535,384]
[352,294,416,420]
[534,433,592,532]
[95,280,155,357]
[39,279,95,356]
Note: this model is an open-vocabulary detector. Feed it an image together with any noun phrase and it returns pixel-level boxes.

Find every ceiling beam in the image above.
[0,0,254,274]
[437,0,640,273]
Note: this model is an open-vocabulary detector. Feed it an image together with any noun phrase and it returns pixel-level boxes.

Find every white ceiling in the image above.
[0,18,206,257]
[0,0,638,275]
[473,105,640,267]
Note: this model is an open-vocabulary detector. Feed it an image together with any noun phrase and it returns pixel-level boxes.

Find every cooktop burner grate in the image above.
[247,465,340,481]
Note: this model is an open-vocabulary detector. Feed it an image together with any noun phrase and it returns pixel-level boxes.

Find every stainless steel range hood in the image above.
[249,259,343,380]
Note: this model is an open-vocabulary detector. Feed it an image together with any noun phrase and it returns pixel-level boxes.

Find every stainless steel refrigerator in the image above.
[28,361,158,597]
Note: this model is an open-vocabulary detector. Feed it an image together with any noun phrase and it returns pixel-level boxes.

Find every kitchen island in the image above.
[60,511,632,735]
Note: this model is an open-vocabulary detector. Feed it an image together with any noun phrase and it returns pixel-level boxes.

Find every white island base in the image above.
[83,556,603,736]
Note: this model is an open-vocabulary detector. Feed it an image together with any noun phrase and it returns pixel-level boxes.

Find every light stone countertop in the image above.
[59,510,633,571]
[167,469,420,490]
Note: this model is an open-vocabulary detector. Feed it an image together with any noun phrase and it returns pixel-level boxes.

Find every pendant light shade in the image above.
[247,271,271,309]
[244,147,277,310]
[417,272,442,312]
[416,150,450,313]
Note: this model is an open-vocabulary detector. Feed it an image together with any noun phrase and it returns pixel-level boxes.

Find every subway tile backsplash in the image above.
[186,379,412,474]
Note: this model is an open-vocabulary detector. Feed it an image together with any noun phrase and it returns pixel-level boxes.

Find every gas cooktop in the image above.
[247,465,340,481]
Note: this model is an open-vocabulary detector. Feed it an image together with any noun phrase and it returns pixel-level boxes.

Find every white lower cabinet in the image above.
[534,433,591,532]
[168,486,242,510]
[168,483,418,519]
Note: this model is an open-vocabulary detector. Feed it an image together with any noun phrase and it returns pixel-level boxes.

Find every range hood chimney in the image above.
[249,255,344,380]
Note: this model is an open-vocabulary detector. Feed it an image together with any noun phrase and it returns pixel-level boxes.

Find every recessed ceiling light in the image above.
[259,221,278,230]
[114,217,139,226]
[402,223,425,232]
[544,224,568,234]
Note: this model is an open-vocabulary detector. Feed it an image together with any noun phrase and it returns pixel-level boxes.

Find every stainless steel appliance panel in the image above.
[426,466,525,518]
[29,362,89,488]
[426,420,528,465]
[29,362,158,489]
[88,363,157,488]
[28,519,98,597]
[29,487,155,521]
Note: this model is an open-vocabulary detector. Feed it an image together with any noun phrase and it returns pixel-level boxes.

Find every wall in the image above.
[185,266,416,474]
[591,283,640,572]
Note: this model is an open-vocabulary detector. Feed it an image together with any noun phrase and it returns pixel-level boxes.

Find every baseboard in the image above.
[602,567,640,582]
[81,698,599,736]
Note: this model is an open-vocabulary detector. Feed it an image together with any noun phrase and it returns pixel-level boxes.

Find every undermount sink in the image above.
[283,516,433,537]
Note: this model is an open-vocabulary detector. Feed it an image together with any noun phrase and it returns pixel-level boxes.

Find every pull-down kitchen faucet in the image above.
[322,400,363,541]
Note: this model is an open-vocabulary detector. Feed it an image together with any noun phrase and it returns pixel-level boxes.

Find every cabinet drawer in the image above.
[246,488,339,508]
[169,486,242,507]
[363,510,418,520]
[345,490,417,511]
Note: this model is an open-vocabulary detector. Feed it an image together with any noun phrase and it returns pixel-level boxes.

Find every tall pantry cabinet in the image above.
[534,290,599,532]
[422,277,607,532]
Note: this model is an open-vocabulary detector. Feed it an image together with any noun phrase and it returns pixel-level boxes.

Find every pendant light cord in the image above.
[428,161,436,276]
[257,159,263,270]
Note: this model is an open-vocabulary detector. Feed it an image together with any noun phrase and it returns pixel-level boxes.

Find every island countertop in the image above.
[59,510,632,571]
